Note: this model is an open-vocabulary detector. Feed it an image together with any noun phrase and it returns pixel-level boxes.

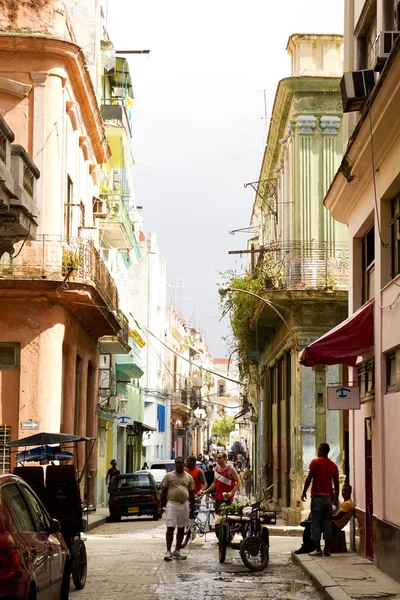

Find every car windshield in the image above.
[113,474,151,490]
[151,463,174,472]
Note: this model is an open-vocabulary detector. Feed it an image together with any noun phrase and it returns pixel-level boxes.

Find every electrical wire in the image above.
[130,313,244,386]
[367,96,387,249]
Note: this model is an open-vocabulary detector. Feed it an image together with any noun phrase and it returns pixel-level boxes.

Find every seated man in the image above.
[332,483,354,531]
[295,484,354,555]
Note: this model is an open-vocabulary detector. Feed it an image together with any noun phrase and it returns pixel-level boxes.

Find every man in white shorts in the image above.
[160,456,195,561]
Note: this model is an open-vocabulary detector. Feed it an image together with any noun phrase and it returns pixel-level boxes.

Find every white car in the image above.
[148,469,167,490]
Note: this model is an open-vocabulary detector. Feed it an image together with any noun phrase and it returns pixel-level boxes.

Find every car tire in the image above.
[72,539,87,590]
[59,556,71,600]
[108,514,121,522]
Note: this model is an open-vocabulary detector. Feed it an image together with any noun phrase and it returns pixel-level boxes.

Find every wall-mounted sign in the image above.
[327,386,360,410]
[116,415,133,427]
[129,329,146,348]
[301,425,317,434]
[21,421,39,430]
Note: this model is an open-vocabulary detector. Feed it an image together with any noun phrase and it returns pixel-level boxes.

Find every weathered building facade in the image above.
[319,0,400,580]
[247,35,349,523]
[0,1,129,505]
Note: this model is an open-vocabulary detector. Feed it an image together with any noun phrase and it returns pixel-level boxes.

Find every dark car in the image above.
[108,471,162,522]
[0,473,70,600]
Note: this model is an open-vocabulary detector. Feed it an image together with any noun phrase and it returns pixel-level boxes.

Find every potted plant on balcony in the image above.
[62,248,81,276]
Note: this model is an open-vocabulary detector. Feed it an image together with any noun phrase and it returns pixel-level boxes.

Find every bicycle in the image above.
[181,498,215,548]
[218,500,270,571]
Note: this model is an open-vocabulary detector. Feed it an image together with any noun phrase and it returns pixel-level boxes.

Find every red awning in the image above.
[299,302,374,367]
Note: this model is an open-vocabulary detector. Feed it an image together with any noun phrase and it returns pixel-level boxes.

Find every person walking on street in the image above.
[205,463,215,506]
[199,451,241,512]
[161,456,195,561]
[106,459,120,493]
[185,455,207,497]
[301,443,339,557]
[242,464,254,499]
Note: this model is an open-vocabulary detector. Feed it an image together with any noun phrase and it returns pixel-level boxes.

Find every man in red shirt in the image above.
[301,443,339,556]
[185,455,207,497]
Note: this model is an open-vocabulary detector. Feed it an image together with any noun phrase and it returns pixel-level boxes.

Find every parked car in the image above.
[148,460,175,472]
[0,473,70,600]
[108,471,162,522]
[147,469,167,491]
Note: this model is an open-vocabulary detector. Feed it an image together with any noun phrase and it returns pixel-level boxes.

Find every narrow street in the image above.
[70,518,321,600]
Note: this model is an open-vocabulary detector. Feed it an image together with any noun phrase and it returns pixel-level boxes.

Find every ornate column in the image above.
[320,116,341,245]
[295,115,317,243]
[30,72,49,233]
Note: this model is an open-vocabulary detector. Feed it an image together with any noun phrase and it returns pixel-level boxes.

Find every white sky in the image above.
[106,0,344,356]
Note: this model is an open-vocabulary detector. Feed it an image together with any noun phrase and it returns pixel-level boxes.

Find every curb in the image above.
[292,552,353,600]
[268,526,302,537]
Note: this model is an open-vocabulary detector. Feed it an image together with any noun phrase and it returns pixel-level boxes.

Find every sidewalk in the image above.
[292,551,400,600]
[84,506,109,532]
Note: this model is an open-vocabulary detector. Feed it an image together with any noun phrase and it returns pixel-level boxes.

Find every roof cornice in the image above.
[251,76,341,224]
[0,34,111,164]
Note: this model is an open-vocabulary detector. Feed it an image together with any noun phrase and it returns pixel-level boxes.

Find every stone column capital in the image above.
[295,115,316,134]
[30,72,49,87]
[320,115,341,135]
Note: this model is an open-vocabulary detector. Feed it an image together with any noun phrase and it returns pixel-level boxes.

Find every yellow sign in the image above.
[129,329,146,347]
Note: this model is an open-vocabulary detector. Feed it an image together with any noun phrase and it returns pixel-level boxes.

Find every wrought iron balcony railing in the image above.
[171,389,190,408]
[257,241,348,291]
[99,191,133,237]
[0,234,119,311]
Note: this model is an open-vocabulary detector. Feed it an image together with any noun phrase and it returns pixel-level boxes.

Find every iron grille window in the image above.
[386,348,400,393]
[0,343,19,368]
[391,196,400,278]
[0,426,11,473]
[362,225,375,303]
[358,359,375,401]
[218,383,226,397]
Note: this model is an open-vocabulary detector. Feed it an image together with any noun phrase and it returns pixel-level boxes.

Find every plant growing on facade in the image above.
[62,248,80,274]
[218,269,265,376]
[212,414,235,443]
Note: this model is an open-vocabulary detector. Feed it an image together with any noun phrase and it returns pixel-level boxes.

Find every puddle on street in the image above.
[288,582,307,592]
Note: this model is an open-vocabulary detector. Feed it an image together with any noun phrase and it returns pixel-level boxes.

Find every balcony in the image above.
[250,240,349,340]
[171,390,192,414]
[0,234,128,340]
[256,241,348,291]
[0,116,39,258]
[100,311,131,354]
[100,100,131,138]
[97,192,133,251]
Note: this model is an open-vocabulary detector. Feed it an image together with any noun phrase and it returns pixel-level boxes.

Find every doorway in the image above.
[365,417,374,560]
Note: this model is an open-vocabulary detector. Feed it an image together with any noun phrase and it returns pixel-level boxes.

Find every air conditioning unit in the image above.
[107,396,118,412]
[92,197,107,218]
[373,31,400,71]
[340,70,376,113]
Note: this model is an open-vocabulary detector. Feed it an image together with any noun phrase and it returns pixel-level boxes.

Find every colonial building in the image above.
[0,1,129,506]
[244,34,349,523]
[306,0,400,580]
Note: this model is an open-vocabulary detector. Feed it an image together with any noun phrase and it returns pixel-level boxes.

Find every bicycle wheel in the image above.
[239,536,269,571]
[219,523,228,563]
[180,525,192,549]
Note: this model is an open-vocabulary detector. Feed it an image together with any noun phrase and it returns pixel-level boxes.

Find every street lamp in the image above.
[218,287,290,329]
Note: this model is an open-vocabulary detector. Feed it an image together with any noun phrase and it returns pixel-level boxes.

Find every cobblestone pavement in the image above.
[70,517,322,600]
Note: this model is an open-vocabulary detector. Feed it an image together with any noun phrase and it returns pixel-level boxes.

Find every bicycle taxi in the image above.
[8,431,96,591]
[217,500,276,571]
